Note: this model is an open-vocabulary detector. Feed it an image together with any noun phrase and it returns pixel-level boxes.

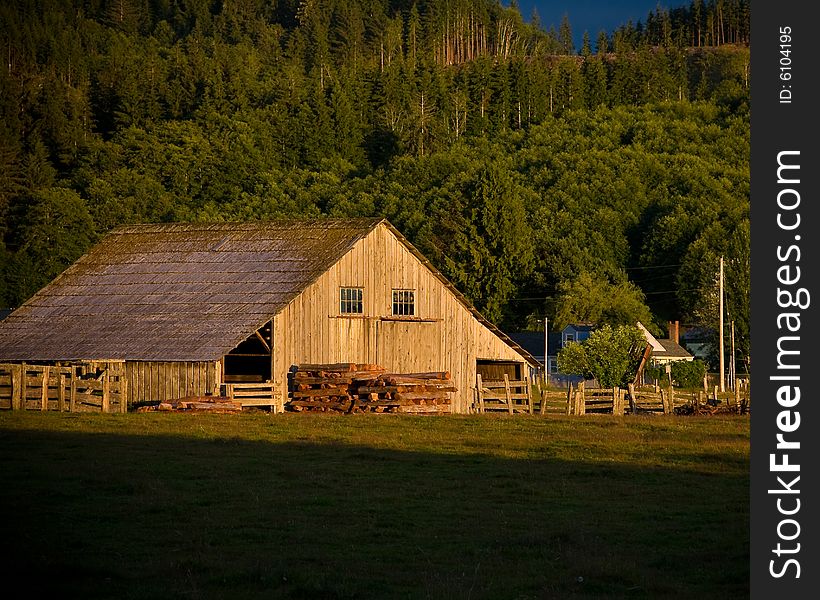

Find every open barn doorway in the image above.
[223,322,272,383]
[476,359,523,382]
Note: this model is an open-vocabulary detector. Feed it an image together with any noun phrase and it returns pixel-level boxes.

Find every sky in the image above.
[514,1,675,50]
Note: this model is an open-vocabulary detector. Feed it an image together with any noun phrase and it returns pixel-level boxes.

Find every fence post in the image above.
[526,375,533,414]
[566,384,574,415]
[476,375,484,414]
[11,364,22,410]
[577,381,586,415]
[59,373,66,412]
[102,371,110,413]
[120,368,129,413]
[627,383,636,415]
[661,389,672,414]
[40,366,49,411]
[612,386,621,416]
[69,367,77,412]
[21,362,27,410]
[735,379,743,412]
[503,374,513,414]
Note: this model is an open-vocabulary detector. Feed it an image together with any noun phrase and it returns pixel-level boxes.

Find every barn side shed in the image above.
[0,218,536,412]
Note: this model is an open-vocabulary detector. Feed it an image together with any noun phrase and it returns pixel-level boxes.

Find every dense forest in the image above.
[0,0,750,371]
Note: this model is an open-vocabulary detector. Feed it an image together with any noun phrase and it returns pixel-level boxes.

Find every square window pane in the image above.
[340,288,363,314]
[392,289,415,316]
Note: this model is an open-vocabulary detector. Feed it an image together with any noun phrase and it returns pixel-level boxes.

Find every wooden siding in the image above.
[126,361,221,404]
[272,223,528,413]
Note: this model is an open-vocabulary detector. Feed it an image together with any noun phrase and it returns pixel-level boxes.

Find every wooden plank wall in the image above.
[273,224,529,413]
[126,361,221,404]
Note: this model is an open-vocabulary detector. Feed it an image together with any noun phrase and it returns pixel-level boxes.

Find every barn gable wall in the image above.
[272,223,528,412]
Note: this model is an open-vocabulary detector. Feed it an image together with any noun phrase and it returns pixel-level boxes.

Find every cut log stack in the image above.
[286,363,455,414]
[288,363,385,413]
[136,396,242,413]
[358,372,455,414]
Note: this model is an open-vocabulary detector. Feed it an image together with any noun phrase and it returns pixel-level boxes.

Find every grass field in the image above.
[0,412,749,599]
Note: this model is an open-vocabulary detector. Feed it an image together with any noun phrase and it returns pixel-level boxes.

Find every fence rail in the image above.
[0,362,127,413]
[223,382,282,412]
[473,374,532,414]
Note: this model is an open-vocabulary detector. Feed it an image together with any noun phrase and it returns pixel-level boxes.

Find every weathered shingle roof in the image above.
[0,219,382,361]
[0,218,537,366]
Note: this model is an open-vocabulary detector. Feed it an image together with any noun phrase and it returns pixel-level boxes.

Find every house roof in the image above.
[563,323,595,333]
[655,338,693,359]
[637,321,692,360]
[507,331,563,366]
[0,218,536,365]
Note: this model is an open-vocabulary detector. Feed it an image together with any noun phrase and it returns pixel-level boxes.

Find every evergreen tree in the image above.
[558,13,573,55]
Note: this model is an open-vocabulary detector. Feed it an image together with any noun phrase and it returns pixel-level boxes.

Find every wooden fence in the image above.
[0,362,127,413]
[564,382,673,416]
[563,382,752,416]
[223,382,283,412]
[474,374,532,414]
[538,389,573,415]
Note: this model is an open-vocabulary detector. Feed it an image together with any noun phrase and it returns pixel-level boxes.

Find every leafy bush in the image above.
[557,324,647,387]
[670,359,707,390]
[644,362,668,386]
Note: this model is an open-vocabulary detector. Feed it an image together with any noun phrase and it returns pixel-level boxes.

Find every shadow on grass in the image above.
[0,429,748,600]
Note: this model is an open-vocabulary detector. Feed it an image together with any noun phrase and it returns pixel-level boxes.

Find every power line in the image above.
[507,287,702,301]
[643,287,703,296]
[623,263,683,270]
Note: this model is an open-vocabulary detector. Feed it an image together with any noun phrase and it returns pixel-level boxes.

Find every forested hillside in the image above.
[0,0,750,370]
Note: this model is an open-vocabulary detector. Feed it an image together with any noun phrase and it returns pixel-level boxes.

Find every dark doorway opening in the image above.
[476,359,523,382]
[224,322,271,383]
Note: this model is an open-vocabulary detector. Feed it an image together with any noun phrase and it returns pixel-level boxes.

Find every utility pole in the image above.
[544,316,549,376]
[730,320,736,391]
[719,256,725,393]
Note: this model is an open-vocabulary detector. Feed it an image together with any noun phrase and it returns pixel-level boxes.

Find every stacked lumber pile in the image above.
[356,371,454,414]
[286,363,455,414]
[136,396,242,413]
[288,363,385,413]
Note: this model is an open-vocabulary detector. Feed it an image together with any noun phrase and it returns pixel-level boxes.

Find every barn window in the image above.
[340,287,363,314]
[392,289,415,316]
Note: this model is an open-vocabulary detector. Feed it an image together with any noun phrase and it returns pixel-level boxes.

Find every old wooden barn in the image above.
[0,218,536,413]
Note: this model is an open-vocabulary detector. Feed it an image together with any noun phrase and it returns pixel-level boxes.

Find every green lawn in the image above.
[0,412,749,599]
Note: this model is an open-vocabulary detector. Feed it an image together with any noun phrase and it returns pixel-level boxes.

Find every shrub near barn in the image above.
[556,324,647,387]
[670,359,708,391]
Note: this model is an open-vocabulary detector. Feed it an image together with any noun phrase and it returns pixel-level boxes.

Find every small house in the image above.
[638,321,693,365]
[561,323,594,346]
